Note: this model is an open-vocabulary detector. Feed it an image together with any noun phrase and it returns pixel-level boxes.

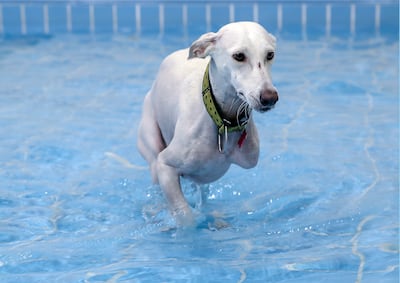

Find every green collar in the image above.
[202,62,251,152]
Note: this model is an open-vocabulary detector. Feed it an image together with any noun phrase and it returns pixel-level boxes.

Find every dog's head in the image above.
[189,21,278,112]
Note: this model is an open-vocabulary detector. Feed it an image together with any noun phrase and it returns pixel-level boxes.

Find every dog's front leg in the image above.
[156,157,194,226]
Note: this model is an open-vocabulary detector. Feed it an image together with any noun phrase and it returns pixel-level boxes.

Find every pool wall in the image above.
[0,0,398,38]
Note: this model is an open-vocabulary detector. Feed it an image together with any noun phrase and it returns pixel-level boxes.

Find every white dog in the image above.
[138,22,278,226]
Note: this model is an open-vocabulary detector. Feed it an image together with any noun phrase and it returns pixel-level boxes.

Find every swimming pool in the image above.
[0,1,399,282]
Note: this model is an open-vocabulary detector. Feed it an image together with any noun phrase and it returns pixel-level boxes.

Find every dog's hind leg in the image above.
[137,93,166,184]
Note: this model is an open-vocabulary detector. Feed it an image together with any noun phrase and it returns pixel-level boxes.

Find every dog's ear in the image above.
[188,32,218,59]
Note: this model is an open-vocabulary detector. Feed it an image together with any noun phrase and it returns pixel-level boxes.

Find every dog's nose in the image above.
[260,88,279,107]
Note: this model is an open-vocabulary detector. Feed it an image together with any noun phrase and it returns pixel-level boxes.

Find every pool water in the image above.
[0,33,398,282]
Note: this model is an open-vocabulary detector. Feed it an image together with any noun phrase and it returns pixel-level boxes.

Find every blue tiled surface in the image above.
[258,3,279,33]
[95,4,114,33]
[306,5,326,36]
[116,3,136,34]
[164,5,183,34]
[0,1,398,37]
[2,5,21,34]
[48,4,68,33]
[71,4,90,33]
[186,4,208,35]
[381,4,399,35]
[210,4,231,31]
[140,4,159,34]
[282,4,302,34]
[234,4,254,23]
[25,5,43,34]
[356,5,376,34]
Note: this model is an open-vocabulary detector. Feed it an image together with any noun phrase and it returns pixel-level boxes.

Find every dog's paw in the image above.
[173,206,196,227]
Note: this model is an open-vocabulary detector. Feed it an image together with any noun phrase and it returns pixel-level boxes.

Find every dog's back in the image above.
[149,48,208,144]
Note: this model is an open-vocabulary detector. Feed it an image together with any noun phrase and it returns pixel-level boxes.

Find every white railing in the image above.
[0,1,397,37]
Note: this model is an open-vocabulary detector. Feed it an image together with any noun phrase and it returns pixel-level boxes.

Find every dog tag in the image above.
[218,133,223,153]
[218,126,228,153]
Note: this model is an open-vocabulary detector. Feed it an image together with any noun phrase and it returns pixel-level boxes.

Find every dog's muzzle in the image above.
[260,87,279,111]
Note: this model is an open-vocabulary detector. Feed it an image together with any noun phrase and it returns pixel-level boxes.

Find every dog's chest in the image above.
[179,138,246,183]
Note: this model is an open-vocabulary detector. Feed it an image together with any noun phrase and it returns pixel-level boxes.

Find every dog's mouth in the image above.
[238,91,276,113]
[259,105,275,112]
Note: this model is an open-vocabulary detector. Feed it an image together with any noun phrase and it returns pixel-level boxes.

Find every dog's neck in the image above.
[208,60,248,121]
[202,61,251,152]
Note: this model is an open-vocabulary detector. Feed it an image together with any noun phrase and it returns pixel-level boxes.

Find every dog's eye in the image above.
[266,51,275,61]
[232,52,246,62]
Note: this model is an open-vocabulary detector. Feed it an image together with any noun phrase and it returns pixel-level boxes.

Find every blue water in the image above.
[0,34,398,282]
